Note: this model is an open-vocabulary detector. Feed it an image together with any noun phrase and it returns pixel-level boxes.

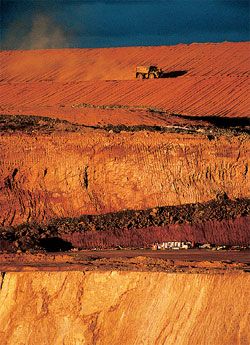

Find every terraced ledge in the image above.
[1,197,249,252]
[0,252,249,273]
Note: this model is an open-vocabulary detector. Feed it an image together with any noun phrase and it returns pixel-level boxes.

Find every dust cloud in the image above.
[2,14,69,50]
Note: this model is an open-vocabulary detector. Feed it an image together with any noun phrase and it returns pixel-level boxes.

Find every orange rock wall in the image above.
[0,131,249,226]
[0,271,249,345]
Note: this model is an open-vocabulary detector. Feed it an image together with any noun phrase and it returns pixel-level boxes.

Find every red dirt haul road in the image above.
[0,250,249,273]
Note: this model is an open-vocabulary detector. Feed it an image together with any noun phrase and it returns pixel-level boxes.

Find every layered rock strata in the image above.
[0,125,249,226]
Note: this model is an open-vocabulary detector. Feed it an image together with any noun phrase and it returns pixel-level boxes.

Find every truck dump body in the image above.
[136,65,163,79]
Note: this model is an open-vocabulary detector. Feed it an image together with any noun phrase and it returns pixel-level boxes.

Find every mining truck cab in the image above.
[136,65,163,79]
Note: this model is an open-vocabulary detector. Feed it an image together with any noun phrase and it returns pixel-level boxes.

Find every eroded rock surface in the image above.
[0,271,249,345]
[0,129,249,226]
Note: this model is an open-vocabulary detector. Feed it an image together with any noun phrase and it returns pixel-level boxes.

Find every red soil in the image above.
[0,251,249,273]
[1,42,249,121]
[0,101,212,128]
[1,42,248,81]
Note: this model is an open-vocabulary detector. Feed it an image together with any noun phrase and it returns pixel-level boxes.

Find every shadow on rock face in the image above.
[39,237,73,252]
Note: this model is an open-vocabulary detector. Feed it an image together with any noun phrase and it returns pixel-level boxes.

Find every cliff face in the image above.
[0,130,249,226]
[0,271,249,345]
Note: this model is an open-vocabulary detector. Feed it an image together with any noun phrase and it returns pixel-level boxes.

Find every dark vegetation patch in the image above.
[0,115,81,134]
[0,196,249,252]
[72,103,151,111]
[174,114,250,134]
[72,103,249,134]
[0,114,249,136]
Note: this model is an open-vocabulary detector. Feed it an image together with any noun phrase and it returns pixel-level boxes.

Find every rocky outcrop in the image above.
[0,271,249,345]
[62,216,250,248]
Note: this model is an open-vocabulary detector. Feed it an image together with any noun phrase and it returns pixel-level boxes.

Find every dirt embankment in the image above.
[1,76,249,120]
[1,251,249,272]
[1,42,249,120]
[0,271,249,345]
[1,42,248,81]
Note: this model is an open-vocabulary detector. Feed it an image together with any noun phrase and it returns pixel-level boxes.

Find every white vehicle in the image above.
[155,241,192,250]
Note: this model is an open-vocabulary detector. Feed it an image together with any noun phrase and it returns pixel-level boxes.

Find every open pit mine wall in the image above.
[0,271,249,345]
[0,131,249,227]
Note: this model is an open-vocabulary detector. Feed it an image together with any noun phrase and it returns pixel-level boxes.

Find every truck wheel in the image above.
[149,73,155,79]
[136,73,143,79]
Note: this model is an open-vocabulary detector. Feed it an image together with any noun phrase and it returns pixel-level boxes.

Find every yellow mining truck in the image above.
[136,65,163,79]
